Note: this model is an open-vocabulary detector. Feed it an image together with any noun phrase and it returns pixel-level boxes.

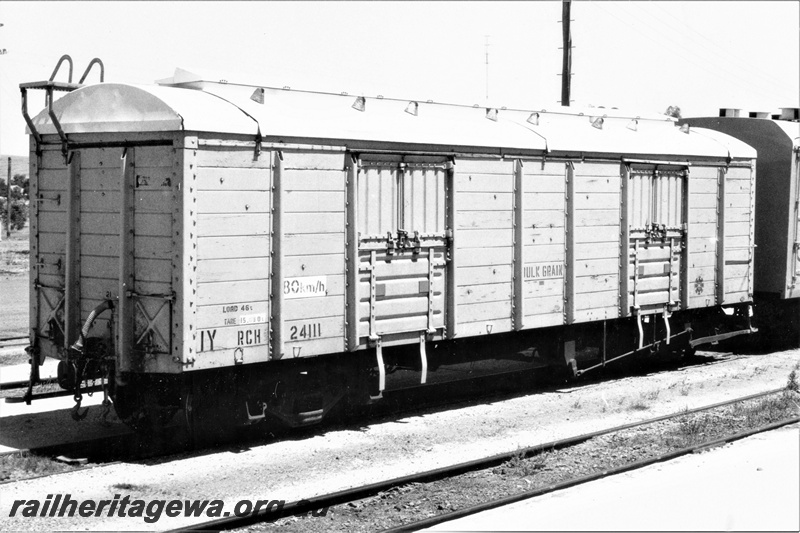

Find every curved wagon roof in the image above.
[29,69,755,160]
[683,116,800,152]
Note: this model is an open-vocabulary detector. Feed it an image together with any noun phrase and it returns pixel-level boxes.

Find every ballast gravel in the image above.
[258,390,799,532]
[0,348,798,531]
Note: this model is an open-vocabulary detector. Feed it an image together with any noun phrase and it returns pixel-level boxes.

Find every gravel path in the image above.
[0,348,798,531]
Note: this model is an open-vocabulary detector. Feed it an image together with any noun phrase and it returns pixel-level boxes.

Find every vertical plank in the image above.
[716,167,726,304]
[386,168,399,232]
[29,140,40,346]
[178,136,198,367]
[619,165,631,317]
[565,162,575,324]
[345,155,359,351]
[446,160,457,339]
[64,152,82,349]
[436,168,445,233]
[172,136,189,367]
[513,159,524,330]
[681,169,690,309]
[118,148,136,370]
[790,159,800,295]
[271,151,284,359]
[749,160,756,298]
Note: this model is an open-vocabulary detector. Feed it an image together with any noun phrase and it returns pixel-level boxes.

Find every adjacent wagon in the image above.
[684,110,800,344]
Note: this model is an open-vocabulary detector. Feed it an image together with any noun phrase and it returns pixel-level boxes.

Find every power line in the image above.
[608,2,784,97]
[587,3,784,104]
[647,2,790,88]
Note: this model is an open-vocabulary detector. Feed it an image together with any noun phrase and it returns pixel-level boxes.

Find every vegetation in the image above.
[665,105,682,119]
[787,363,799,393]
[0,174,29,232]
[0,452,79,482]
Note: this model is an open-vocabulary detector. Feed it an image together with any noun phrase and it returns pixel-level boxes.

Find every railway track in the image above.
[2,382,104,402]
[169,387,800,532]
[0,363,571,478]
[0,361,103,402]
[0,335,28,349]
[0,335,28,342]
[0,350,793,498]
[387,413,800,532]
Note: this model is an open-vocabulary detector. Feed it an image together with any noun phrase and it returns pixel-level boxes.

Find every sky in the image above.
[0,1,798,157]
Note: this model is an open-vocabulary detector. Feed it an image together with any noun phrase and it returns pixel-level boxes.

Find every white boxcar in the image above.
[21,69,757,428]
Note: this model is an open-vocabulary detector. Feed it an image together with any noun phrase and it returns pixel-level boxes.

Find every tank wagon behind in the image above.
[22,68,758,429]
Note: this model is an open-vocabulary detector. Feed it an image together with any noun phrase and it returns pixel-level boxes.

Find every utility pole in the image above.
[6,157,10,239]
[0,22,6,239]
[560,0,572,106]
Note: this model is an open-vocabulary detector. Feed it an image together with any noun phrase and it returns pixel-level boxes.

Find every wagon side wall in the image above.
[519,160,567,329]
[686,165,721,308]
[571,162,622,323]
[190,137,273,371]
[453,159,515,337]
[721,163,756,304]
[29,138,66,361]
[279,151,347,359]
[172,140,756,370]
[30,132,183,375]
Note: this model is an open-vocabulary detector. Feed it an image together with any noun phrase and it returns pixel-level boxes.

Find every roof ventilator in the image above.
[250,87,265,104]
[780,108,800,121]
[718,108,741,118]
[20,55,105,161]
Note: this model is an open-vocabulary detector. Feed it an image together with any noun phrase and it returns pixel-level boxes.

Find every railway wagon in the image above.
[21,66,757,429]
[683,110,800,344]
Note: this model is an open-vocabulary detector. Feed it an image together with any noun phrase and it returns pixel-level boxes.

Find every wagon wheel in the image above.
[110,378,178,434]
[182,384,241,448]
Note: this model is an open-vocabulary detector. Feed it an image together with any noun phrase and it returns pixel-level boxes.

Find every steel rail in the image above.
[169,387,792,533]
[0,377,58,391]
[384,415,800,532]
[0,335,28,342]
[3,384,103,402]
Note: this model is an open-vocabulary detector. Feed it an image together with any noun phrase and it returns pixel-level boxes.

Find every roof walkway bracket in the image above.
[20,55,105,160]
